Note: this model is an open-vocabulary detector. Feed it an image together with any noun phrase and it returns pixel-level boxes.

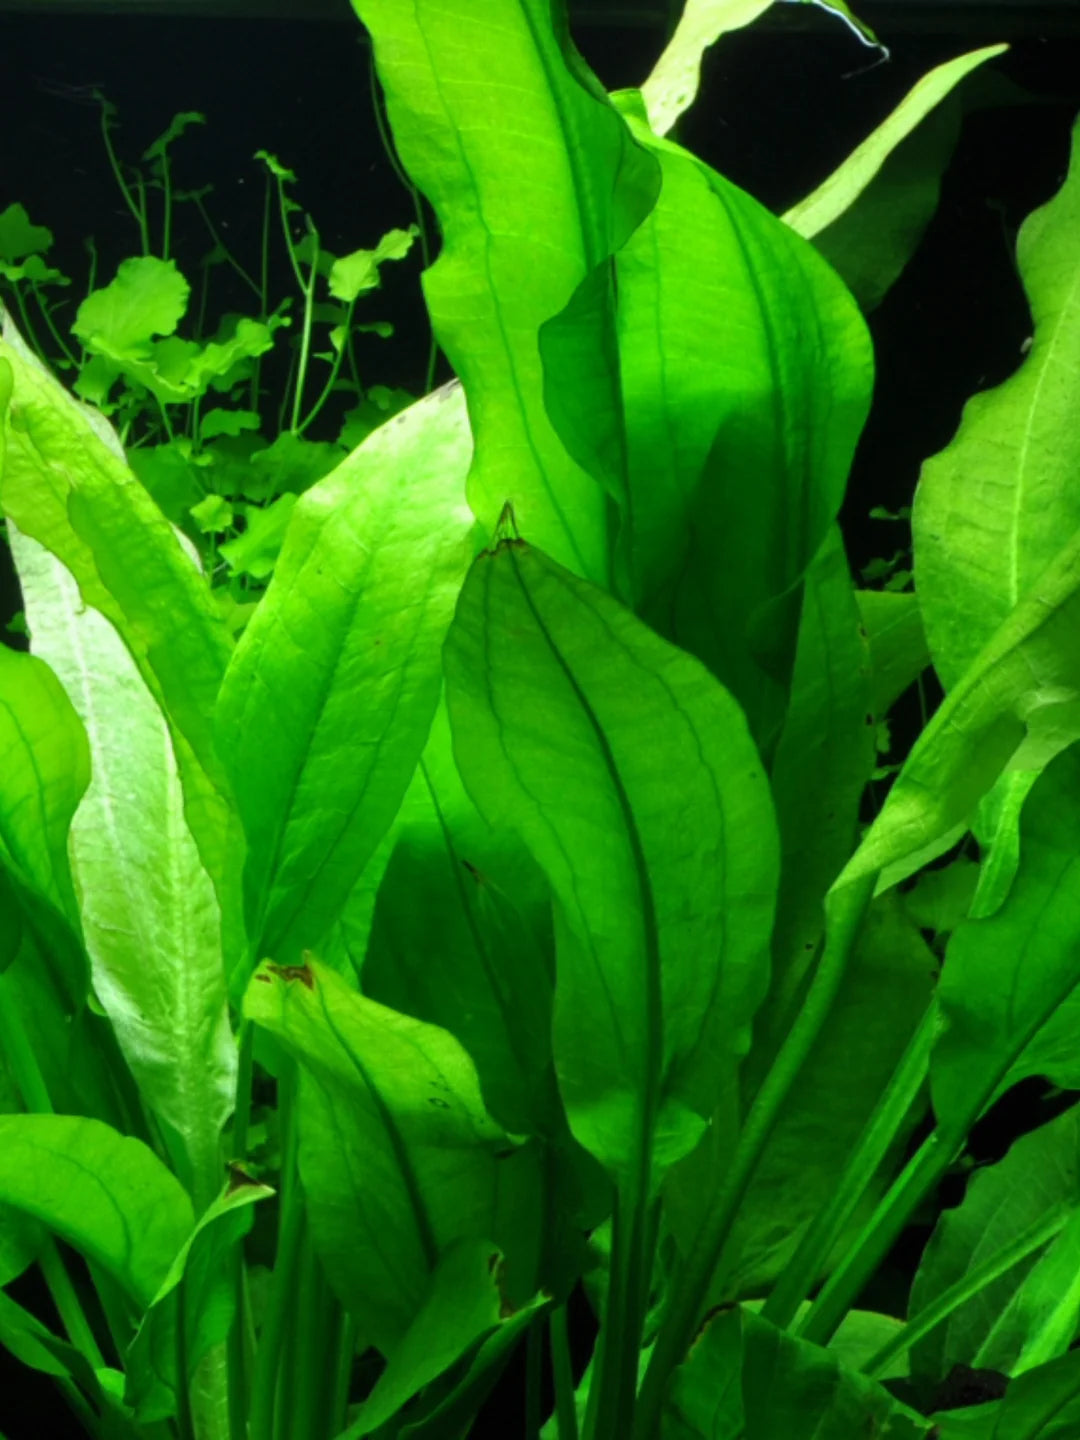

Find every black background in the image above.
[1,3,1079,1435]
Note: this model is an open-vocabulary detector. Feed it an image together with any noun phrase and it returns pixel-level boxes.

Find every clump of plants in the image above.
[2,2,1080,1439]
[0,91,419,633]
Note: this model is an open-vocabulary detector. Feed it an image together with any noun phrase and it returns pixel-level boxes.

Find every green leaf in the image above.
[12,535,237,1211]
[358,698,605,1304]
[668,894,934,1300]
[0,642,88,927]
[600,104,872,746]
[359,696,557,1137]
[636,0,773,138]
[125,1172,273,1422]
[0,1114,193,1309]
[855,590,930,720]
[914,113,1080,692]
[667,1303,928,1438]
[216,381,478,972]
[764,526,875,1020]
[931,1348,1080,1439]
[909,1103,1080,1390]
[0,203,53,263]
[242,956,531,1354]
[902,857,979,936]
[73,256,189,361]
[783,46,1008,240]
[337,1239,546,1438]
[328,226,418,303]
[218,495,297,580]
[189,494,234,535]
[352,0,660,586]
[0,324,238,955]
[931,745,1080,1126]
[812,98,961,311]
[0,1289,124,1421]
[443,535,778,1190]
[840,525,1080,894]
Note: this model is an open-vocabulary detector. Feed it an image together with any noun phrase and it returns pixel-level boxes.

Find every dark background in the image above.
[1,3,1079,1435]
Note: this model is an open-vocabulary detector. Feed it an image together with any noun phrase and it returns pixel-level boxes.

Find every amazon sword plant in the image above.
[2,2,1080,1439]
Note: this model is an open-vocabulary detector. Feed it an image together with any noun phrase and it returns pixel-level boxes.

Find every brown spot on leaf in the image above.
[265,961,315,990]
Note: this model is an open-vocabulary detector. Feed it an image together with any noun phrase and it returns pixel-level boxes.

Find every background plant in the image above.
[0,94,419,633]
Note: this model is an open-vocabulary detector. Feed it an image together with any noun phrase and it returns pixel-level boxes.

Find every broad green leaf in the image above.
[638,0,772,138]
[360,696,557,1138]
[124,1172,273,1422]
[0,318,238,953]
[909,1104,1080,1390]
[0,643,87,925]
[338,1239,545,1438]
[11,534,237,1212]
[216,380,478,974]
[838,526,1080,893]
[783,46,1008,240]
[667,894,933,1300]
[667,1303,928,1439]
[243,956,537,1354]
[812,99,961,312]
[0,1114,193,1309]
[931,746,1080,1128]
[351,0,660,587]
[601,99,872,746]
[443,536,778,1191]
[913,113,1080,692]
[359,696,607,1302]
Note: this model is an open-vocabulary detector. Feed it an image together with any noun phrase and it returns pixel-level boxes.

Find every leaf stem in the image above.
[549,1302,579,1440]
[249,1060,305,1440]
[861,1203,1072,1379]
[762,996,939,1329]
[632,872,875,1439]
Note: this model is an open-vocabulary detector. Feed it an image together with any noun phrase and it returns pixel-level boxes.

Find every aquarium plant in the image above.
[2,1,1080,1438]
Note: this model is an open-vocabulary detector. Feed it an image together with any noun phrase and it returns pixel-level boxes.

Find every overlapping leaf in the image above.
[599,97,872,745]
[243,956,538,1354]
[0,1114,193,1310]
[351,0,660,587]
[443,535,778,1191]
[11,533,237,1211]
[216,381,478,975]
[0,321,235,920]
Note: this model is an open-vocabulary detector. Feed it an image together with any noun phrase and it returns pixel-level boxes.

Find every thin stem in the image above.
[161,155,173,261]
[98,99,149,254]
[862,1203,1071,1381]
[794,1125,964,1347]
[763,997,939,1330]
[550,1303,579,1440]
[30,284,79,368]
[296,296,356,436]
[633,872,876,1439]
[226,1021,256,1440]
[249,1061,305,1440]
[290,223,319,434]
[191,191,262,302]
[329,1308,357,1434]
